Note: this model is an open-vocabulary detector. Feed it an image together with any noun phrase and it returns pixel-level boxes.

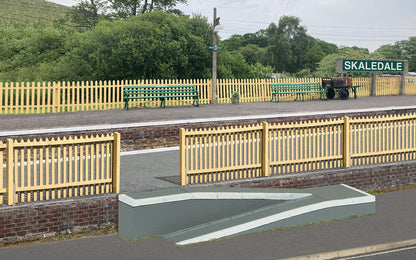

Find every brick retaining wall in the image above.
[207,160,416,191]
[1,159,415,243]
[0,194,117,242]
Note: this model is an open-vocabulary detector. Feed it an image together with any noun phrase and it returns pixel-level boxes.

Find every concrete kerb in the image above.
[282,238,416,260]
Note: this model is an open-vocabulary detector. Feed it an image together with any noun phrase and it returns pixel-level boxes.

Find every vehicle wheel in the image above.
[327,88,335,99]
[339,89,349,100]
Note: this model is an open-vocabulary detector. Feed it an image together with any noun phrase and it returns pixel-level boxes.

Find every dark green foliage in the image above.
[314,48,385,78]
[374,36,416,72]
[0,24,75,81]
[1,0,415,82]
[107,0,187,19]
[222,16,339,76]
[55,11,211,80]
[264,16,310,73]
[66,0,108,29]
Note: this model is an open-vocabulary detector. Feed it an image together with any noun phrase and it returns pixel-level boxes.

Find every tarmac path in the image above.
[0,189,414,259]
[120,149,179,193]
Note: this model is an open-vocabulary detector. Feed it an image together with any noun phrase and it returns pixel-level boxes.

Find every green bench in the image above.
[123,85,199,109]
[270,82,327,102]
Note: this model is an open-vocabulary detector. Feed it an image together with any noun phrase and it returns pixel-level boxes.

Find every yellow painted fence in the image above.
[1,77,415,114]
[0,133,121,206]
[0,79,211,114]
[179,113,416,185]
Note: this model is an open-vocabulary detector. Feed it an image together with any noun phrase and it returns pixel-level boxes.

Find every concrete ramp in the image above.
[118,185,375,245]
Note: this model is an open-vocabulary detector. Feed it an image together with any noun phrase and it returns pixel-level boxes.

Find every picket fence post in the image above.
[179,128,187,186]
[112,132,121,193]
[343,116,351,168]
[262,122,270,177]
[6,139,14,206]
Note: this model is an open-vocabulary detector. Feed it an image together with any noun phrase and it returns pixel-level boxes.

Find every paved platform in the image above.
[0,96,415,134]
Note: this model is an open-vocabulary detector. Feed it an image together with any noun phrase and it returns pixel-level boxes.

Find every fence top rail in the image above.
[270,82,322,86]
[9,134,115,148]
[269,119,344,130]
[124,85,196,88]
[183,125,263,136]
[351,113,416,123]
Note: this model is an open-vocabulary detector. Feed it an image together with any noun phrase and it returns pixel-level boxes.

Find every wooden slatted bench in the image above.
[123,85,199,109]
[270,82,327,102]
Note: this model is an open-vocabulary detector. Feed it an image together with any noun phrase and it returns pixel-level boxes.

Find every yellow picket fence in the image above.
[217,78,324,103]
[0,133,120,206]
[179,113,416,186]
[405,76,416,95]
[0,79,211,114]
[1,77,415,114]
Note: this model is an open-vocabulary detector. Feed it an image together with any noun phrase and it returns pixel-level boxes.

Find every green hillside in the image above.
[0,0,70,26]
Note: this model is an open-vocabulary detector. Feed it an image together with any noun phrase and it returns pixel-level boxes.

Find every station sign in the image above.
[207,45,225,52]
[337,58,408,73]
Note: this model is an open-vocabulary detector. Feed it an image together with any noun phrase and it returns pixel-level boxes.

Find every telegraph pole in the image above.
[212,7,219,104]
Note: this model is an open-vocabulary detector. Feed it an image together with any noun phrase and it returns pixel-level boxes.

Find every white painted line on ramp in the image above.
[176,193,375,245]
[118,192,312,207]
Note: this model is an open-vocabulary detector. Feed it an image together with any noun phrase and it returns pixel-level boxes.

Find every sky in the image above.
[49,0,416,52]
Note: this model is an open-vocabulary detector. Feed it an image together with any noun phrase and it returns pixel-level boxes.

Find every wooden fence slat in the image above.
[0,133,120,206]
[1,77,411,113]
[179,113,416,186]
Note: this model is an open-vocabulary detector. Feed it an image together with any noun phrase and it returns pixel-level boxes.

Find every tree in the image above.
[264,16,310,73]
[54,11,210,81]
[239,44,261,65]
[0,24,74,81]
[374,37,416,72]
[247,63,274,79]
[304,43,325,71]
[217,51,250,78]
[374,44,399,60]
[222,35,244,52]
[66,0,108,29]
[314,48,385,77]
[107,0,186,19]
[312,38,338,57]
[396,37,416,72]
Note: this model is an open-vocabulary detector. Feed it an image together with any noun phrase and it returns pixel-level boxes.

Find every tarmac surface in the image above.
[0,96,415,132]
[0,96,415,259]
[0,189,414,259]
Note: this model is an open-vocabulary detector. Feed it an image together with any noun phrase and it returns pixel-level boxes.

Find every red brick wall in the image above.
[0,162,415,243]
[209,161,416,191]
[0,195,117,242]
